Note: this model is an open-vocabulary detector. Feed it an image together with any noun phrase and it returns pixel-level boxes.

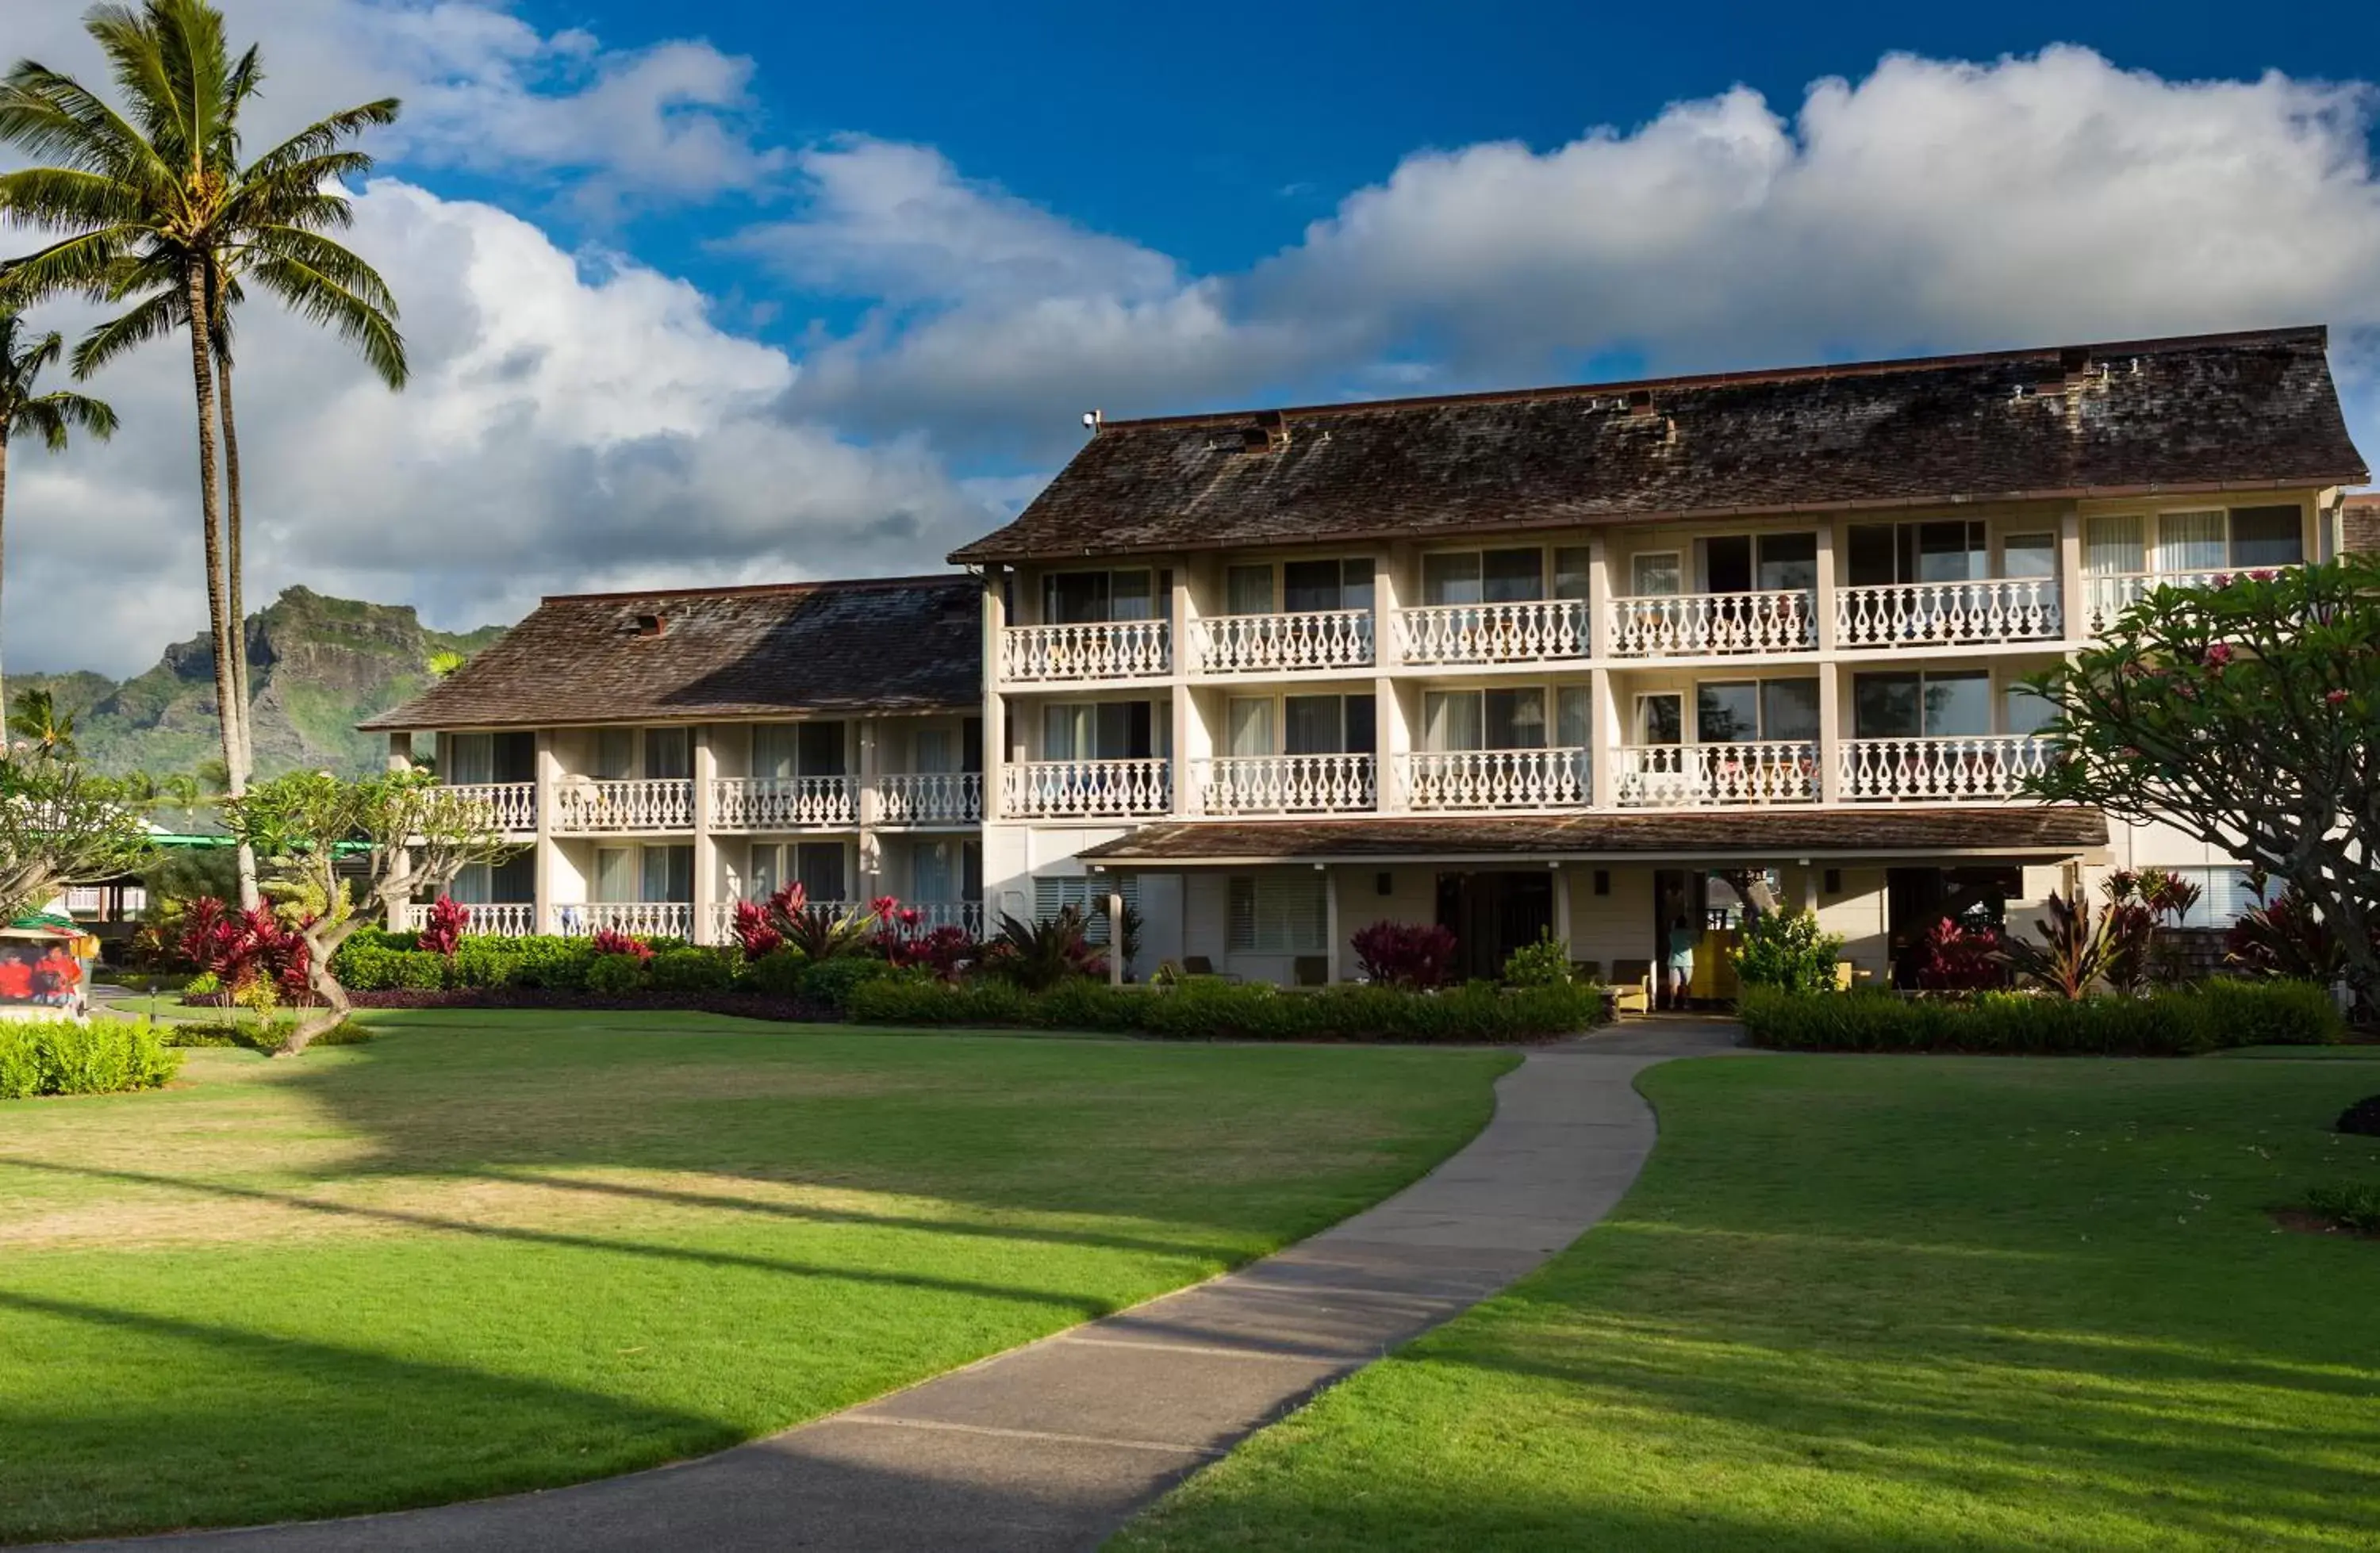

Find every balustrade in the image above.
[1191,609,1373,673]
[999,759,1172,819]
[1841,736,2053,801]
[1000,620,1170,681]
[1614,742,1819,807]
[1194,753,1376,815]
[874,771,982,825]
[2084,569,2242,632]
[549,778,693,833]
[1836,579,2061,646]
[1395,600,1590,665]
[562,901,694,938]
[393,900,536,938]
[441,781,537,832]
[1608,589,1816,656]
[1399,748,1591,811]
[711,775,856,830]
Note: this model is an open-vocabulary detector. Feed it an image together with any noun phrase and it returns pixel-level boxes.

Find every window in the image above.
[1044,569,1156,623]
[750,842,846,903]
[1422,548,1544,605]
[1042,701,1157,760]
[1284,694,1376,755]
[1695,679,1818,742]
[593,846,636,902]
[1227,873,1328,955]
[1033,874,1139,944]
[1637,692,1683,745]
[451,862,491,905]
[1853,671,1994,738]
[1553,547,1592,601]
[913,726,960,773]
[2159,510,2225,574]
[2004,684,2057,735]
[2002,532,2058,579]
[1847,521,1987,585]
[911,838,978,903]
[592,728,635,780]
[2157,866,2260,928]
[1284,558,1373,612]
[1226,697,1273,758]
[447,733,494,785]
[1226,565,1275,615]
[643,728,692,780]
[1555,685,1590,749]
[1756,532,1818,591]
[641,844,693,903]
[1628,551,1681,596]
[1422,688,1545,750]
[2085,515,2146,577]
[2228,506,2304,568]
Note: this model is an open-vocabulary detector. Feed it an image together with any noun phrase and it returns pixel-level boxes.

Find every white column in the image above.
[1590,666,1620,811]
[1814,521,1838,651]
[1107,884,1126,986]
[1324,865,1343,983]
[856,717,882,904]
[1818,664,1844,803]
[2059,505,2085,642]
[386,730,413,773]
[1586,530,1613,660]
[1170,561,1196,817]
[533,730,559,936]
[981,569,1006,821]
[383,734,414,927]
[1374,546,1407,814]
[1552,864,1573,957]
[691,725,718,945]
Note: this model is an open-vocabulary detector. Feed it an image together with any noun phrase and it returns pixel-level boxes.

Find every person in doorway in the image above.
[1664,914,1696,1010]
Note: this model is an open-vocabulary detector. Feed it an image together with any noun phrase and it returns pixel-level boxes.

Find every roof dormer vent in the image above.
[1627,389,1656,417]
[626,612,667,638]
[1240,410,1291,453]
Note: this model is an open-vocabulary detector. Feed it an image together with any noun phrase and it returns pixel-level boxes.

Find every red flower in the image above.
[2327,688,2351,706]
[2203,642,2232,669]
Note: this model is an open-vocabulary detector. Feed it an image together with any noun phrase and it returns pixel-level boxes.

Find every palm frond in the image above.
[0,63,172,184]
[72,288,180,378]
[246,225,398,314]
[243,100,400,185]
[0,165,148,231]
[0,227,144,308]
[248,251,407,388]
[14,389,118,450]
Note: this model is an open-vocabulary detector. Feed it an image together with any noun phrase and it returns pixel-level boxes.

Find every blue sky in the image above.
[6,0,2379,672]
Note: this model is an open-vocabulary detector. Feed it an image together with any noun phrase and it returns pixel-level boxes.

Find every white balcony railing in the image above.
[875,771,982,826]
[551,779,694,834]
[1609,590,1817,657]
[1190,608,1374,674]
[1841,736,2055,802]
[1614,742,1820,807]
[1000,758,1172,819]
[900,900,987,937]
[711,776,856,830]
[1000,620,1170,682]
[1837,579,2062,647]
[443,781,538,832]
[1396,600,1591,665]
[560,901,694,939]
[1194,753,1376,815]
[394,900,537,938]
[1399,748,1591,811]
[2084,569,2244,632]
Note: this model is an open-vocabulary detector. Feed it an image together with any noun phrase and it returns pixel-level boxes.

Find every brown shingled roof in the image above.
[1076,807,2108,863]
[2347,493,2380,556]
[954,327,2366,564]
[359,575,982,731]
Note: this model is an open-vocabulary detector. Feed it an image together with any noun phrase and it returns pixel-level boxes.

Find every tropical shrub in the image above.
[799,955,896,1012]
[982,908,1104,991]
[0,1018,179,1098]
[882,923,977,983]
[417,895,469,957]
[1738,979,2342,1054]
[730,898,784,961]
[739,947,810,999]
[647,946,735,995]
[845,975,1608,1043]
[2003,891,2129,1000]
[2227,876,2351,984]
[178,896,311,1001]
[2303,1183,2380,1235]
[1500,930,1572,988]
[1916,917,2005,991]
[584,952,649,997]
[1729,911,1844,995]
[1351,921,1457,991]
[589,926,652,962]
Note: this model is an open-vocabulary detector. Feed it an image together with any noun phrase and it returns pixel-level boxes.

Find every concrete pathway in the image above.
[45,1019,1744,1553]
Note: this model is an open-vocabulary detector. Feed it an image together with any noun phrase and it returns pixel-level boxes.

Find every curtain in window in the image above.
[1630,553,1682,596]
[1042,704,1093,761]
[449,862,491,905]
[1226,698,1274,757]
[592,728,635,780]
[2157,511,2226,574]
[1556,686,1591,748]
[1421,552,1482,606]
[749,845,781,901]
[2002,533,2058,579]
[447,734,494,785]
[1481,550,1545,604]
[1283,696,1345,756]
[1553,548,1592,602]
[642,845,693,903]
[1227,873,1327,954]
[1226,566,1276,615]
[912,841,958,903]
[2227,507,2304,568]
[1107,570,1154,621]
[594,847,636,903]
[752,725,799,780]
[643,727,692,780]
[1485,688,1546,749]
[2084,516,2146,576]
[1760,679,1822,741]
[1422,690,1483,752]
[913,727,958,773]
[795,843,846,904]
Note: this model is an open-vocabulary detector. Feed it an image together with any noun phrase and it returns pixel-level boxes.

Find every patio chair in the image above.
[1607,959,1653,1016]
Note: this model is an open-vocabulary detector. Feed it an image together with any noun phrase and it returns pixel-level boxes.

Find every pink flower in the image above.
[2204,642,2232,668]
[871,895,900,922]
[2327,688,2351,706]
[2213,572,2235,588]
[2250,569,2275,583]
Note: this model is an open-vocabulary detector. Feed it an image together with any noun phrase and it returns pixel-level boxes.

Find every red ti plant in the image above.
[590,926,652,961]
[2096,873,2161,995]
[731,897,786,961]
[418,895,469,957]
[2003,891,2128,1001]
[2227,873,2347,984]
[178,896,313,1000]
[1915,917,2005,991]
[1351,921,1458,991]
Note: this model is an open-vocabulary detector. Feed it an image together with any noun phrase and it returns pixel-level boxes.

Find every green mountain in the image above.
[17,586,507,780]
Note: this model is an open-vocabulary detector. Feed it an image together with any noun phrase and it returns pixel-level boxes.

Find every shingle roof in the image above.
[954,327,2366,564]
[2347,494,2380,556]
[1075,807,2108,863]
[359,576,982,731]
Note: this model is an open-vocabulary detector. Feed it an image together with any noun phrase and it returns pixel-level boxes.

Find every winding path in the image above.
[47,1021,1741,1553]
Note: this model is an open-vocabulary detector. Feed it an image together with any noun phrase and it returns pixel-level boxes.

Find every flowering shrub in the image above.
[1352,921,1457,991]
[589,926,652,962]
[1916,917,2005,991]
[418,895,469,957]
[1500,930,1573,988]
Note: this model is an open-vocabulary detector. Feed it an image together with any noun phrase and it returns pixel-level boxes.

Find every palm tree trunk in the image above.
[183,257,257,909]
[218,347,253,779]
[0,433,10,726]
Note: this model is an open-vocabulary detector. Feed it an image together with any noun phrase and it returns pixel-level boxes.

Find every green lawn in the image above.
[0,1009,1513,1544]
[1117,1054,2380,1551]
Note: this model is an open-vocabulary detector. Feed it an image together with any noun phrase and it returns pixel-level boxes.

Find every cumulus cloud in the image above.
[5,182,987,676]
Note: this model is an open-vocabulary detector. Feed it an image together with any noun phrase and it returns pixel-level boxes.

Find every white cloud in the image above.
[5,182,988,677]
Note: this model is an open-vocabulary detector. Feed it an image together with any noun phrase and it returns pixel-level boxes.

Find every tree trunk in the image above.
[280,920,355,1055]
[0,434,10,724]
[218,347,253,780]
[181,257,257,909]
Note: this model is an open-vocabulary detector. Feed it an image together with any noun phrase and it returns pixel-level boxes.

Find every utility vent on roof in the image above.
[1626,389,1656,417]
[624,612,667,638]
[1240,410,1291,452]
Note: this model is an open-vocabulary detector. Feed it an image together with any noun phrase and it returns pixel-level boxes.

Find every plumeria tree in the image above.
[2025,558,2380,1003]
[222,769,502,1053]
[0,745,152,921]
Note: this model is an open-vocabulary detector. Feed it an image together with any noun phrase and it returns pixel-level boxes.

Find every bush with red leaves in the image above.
[590,926,653,961]
[177,896,313,1002]
[1916,917,2006,991]
[419,895,470,958]
[1352,921,1457,991]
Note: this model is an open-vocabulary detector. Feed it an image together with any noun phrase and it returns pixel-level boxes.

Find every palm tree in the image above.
[0,307,116,715]
[0,0,407,906]
[7,685,78,758]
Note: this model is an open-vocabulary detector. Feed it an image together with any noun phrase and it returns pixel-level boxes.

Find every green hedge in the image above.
[0,1018,180,1099]
[1739,979,2344,1055]
[846,976,1607,1043]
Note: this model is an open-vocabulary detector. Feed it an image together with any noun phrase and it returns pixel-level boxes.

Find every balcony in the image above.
[551,778,693,834]
[875,771,983,826]
[2083,569,2254,633]
[443,781,537,833]
[1000,758,1173,819]
[1837,579,2062,647]
[1609,590,1816,657]
[1395,600,1589,665]
[1614,742,1819,807]
[1000,620,1170,682]
[1841,735,2054,801]
[1399,748,1591,811]
[712,776,857,830]
[561,901,694,938]
[396,900,536,938]
[1193,753,1376,815]
[1191,609,1374,674]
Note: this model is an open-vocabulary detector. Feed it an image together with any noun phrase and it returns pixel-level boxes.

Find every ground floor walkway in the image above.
[49,1018,1744,1553]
